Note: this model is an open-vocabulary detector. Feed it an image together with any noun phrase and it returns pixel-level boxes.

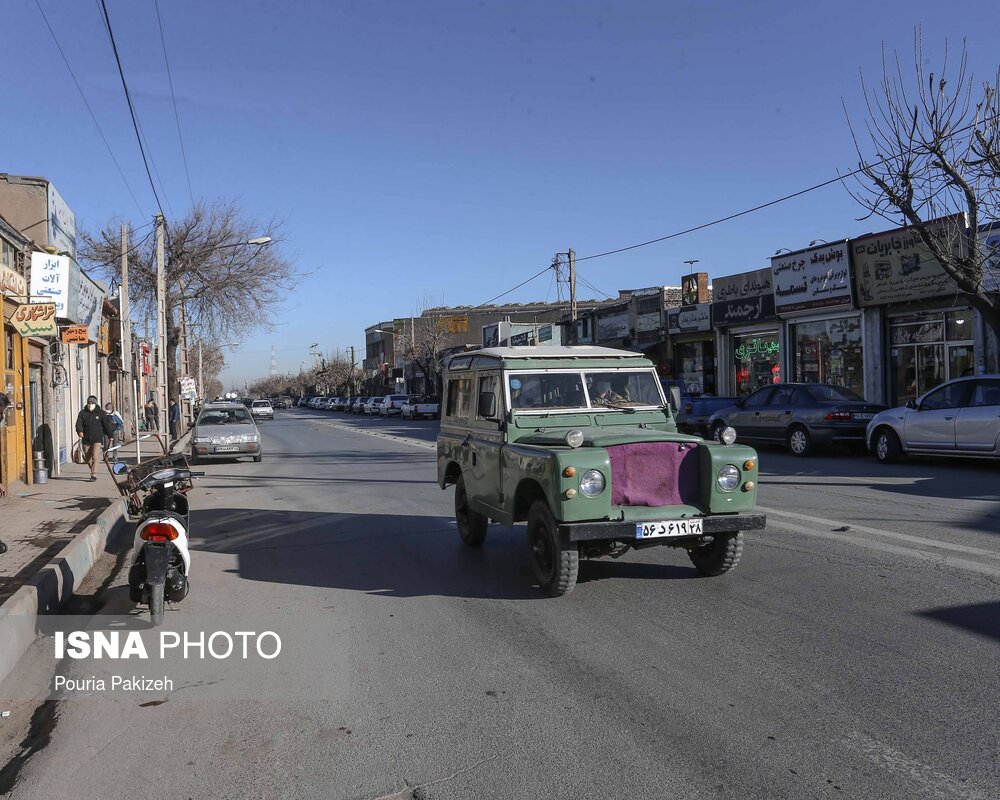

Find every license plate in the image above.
[215,446,240,452]
[636,519,703,539]
[852,413,874,421]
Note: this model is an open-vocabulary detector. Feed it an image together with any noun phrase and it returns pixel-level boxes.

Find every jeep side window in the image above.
[446,377,473,419]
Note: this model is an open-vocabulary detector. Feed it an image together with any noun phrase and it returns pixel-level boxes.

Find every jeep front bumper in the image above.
[559,512,766,543]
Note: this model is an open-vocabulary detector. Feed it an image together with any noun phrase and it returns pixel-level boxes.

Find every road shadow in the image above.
[189,507,699,600]
[917,601,1000,642]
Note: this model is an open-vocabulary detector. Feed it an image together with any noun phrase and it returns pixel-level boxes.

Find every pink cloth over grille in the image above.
[607,442,700,507]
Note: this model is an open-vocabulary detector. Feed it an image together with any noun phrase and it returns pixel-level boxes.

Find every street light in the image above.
[809,239,828,246]
[683,259,700,273]
[774,248,793,255]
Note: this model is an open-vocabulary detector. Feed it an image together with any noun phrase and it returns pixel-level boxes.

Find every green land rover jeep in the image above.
[437,346,766,596]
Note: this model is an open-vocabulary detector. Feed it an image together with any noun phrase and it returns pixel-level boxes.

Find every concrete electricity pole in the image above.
[568,248,577,341]
[155,214,169,442]
[120,224,140,462]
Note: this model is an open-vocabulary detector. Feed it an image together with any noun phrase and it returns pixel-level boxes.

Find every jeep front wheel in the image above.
[526,500,579,596]
[687,532,743,576]
[454,474,488,546]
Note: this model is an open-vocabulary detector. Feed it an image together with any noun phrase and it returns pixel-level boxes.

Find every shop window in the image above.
[792,317,863,394]
[945,311,973,341]
[732,331,780,397]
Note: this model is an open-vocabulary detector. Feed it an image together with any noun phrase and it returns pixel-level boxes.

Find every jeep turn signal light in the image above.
[743,459,756,471]
[565,488,578,499]
[742,481,755,492]
[563,466,576,478]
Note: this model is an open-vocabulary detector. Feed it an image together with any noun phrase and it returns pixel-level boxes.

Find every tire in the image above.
[688,532,743,577]
[787,425,812,457]
[873,427,901,464]
[149,582,165,626]
[253,454,262,463]
[711,420,727,442]
[526,500,579,596]
[454,474,488,546]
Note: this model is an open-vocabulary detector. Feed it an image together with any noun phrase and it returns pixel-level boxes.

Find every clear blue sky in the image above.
[4,0,999,387]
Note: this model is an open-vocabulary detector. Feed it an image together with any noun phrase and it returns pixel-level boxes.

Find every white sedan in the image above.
[866,375,1000,463]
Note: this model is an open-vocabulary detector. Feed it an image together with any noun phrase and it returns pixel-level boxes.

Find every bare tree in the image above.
[845,33,1000,336]
[81,200,301,396]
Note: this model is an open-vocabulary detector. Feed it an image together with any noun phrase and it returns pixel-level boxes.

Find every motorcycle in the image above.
[110,444,202,626]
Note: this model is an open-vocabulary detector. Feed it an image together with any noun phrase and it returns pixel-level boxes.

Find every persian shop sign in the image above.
[1,265,27,298]
[61,325,89,344]
[29,253,71,318]
[711,268,775,325]
[771,241,853,313]
[853,217,962,307]
[666,303,711,334]
[12,303,57,337]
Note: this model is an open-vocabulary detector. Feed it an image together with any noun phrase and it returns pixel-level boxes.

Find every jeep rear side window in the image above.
[446,377,473,418]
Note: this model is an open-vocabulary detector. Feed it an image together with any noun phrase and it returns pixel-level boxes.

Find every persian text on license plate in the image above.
[215,446,240,452]
[636,519,703,539]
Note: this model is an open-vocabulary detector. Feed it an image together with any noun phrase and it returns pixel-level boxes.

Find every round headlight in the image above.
[717,465,740,492]
[579,469,605,496]
[565,430,585,448]
[720,426,737,445]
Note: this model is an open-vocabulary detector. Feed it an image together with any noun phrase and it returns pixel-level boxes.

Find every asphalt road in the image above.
[1,408,997,800]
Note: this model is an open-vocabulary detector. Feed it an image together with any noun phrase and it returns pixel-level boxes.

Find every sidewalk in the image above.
[0,428,192,686]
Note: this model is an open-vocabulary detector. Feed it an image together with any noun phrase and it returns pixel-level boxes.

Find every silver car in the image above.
[866,375,1000,463]
[191,402,262,463]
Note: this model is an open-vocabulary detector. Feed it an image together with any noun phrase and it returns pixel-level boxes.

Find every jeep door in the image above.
[468,372,504,515]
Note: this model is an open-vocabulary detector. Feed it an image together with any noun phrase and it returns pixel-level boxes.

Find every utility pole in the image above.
[120,224,140,462]
[198,341,203,401]
[155,214,169,444]
[178,275,191,426]
[568,248,577,343]
[349,346,356,395]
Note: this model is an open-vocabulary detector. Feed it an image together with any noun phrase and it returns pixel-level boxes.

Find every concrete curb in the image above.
[0,498,128,689]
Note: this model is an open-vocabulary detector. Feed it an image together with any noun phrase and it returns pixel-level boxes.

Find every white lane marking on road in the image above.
[758,505,1000,560]
[313,420,437,451]
[843,731,992,800]
[761,508,1000,578]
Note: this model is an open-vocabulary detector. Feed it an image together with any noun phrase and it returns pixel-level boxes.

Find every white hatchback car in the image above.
[866,375,1000,463]
[250,399,274,421]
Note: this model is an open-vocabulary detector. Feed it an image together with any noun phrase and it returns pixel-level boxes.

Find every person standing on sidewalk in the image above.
[76,395,114,482]
[168,398,180,440]
[144,399,158,431]
[104,402,124,458]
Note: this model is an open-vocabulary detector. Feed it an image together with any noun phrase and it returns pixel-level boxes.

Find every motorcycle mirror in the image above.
[112,462,129,475]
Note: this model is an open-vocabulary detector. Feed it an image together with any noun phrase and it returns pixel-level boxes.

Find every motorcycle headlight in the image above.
[579,469,605,496]
[717,465,740,492]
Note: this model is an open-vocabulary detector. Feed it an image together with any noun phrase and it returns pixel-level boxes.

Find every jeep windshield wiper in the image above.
[594,403,636,413]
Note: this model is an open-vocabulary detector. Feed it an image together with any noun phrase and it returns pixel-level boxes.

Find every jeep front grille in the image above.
[607,442,699,507]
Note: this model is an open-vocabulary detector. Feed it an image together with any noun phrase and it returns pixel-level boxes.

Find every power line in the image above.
[575,113,999,265]
[153,0,195,206]
[32,0,145,218]
[473,264,552,308]
[96,0,167,219]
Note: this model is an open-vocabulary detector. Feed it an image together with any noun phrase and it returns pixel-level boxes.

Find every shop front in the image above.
[1,264,34,488]
[666,302,717,395]
[712,268,781,397]
[852,217,971,405]
[772,241,866,396]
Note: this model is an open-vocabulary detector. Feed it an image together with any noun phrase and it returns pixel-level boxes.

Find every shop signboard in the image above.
[635,312,661,333]
[29,253,71,318]
[47,183,77,260]
[979,222,1000,292]
[1,265,27,299]
[69,268,106,341]
[437,315,468,334]
[771,241,853,313]
[711,268,776,326]
[11,302,57,336]
[597,312,630,341]
[853,217,963,307]
[538,324,553,342]
[666,303,711,334]
[179,376,197,400]
[61,325,88,344]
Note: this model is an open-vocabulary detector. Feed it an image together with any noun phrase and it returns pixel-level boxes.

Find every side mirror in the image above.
[905,399,917,410]
[112,462,129,475]
[668,385,681,413]
[478,392,497,420]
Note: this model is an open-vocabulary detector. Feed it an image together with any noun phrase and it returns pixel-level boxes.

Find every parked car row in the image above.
[704,374,1000,464]
[297,394,441,418]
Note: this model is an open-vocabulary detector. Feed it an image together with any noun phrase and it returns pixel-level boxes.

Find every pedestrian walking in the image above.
[104,402,125,458]
[75,395,114,482]
[168,398,180,440]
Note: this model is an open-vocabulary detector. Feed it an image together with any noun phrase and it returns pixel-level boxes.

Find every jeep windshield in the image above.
[508,369,663,412]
